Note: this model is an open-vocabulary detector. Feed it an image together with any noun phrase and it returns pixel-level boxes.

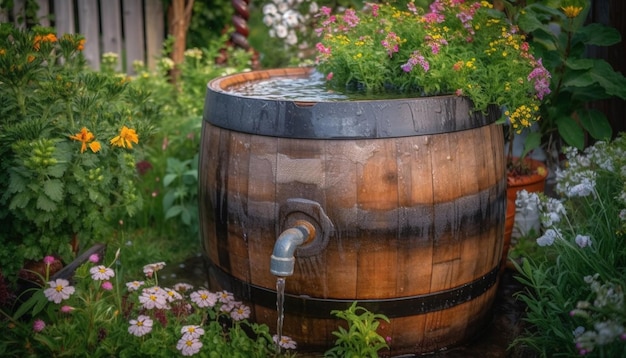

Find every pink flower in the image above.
[33,319,45,332]
[61,305,75,313]
[90,265,115,280]
[326,72,334,81]
[43,278,75,303]
[43,256,55,265]
[102,281,113,291]
[230,303,251,321]
[88,253,100,263]
[128,315,153,337]
[190,290,217,308]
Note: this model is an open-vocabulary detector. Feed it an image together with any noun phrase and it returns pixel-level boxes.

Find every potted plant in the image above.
[510,0,626,168]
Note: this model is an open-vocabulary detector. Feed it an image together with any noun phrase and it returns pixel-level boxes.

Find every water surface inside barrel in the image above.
[199,67,506,355]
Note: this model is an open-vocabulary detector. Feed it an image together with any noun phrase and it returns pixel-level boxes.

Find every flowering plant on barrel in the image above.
[0,24,157,283]
[314,0,551,172]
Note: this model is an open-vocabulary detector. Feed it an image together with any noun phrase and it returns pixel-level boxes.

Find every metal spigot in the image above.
[270,220,316,277]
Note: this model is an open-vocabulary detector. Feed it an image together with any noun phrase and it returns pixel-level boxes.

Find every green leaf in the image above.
[578,109,613,141]
[556,115,585,150]
[163,173,177,187]
[165,205,183,219]
[43,179,64,202]
[521,131,541,159]
[9,191,31,209]
[13,289,47,320]
[592,60,626,99]
[579,23,621,47]
[37,194,58,212]
[47,163,67,178]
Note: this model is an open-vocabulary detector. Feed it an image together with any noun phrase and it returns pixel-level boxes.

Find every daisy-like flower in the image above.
[139,289,168,310]
[143,262,166,277]
[110,126,139,149]
[128,315,153,337]
[176,336,203,356]
[190,290,217,308]
[126,280,145,292]
[90,265,115,280]
[164,288,183,302]
[69,127,101,153]
[230,303,251,321]
[181,325,205,339]
[173,282,194,293]
[43,278,75,304]
[216,290,234,304]
[273,334,297,350]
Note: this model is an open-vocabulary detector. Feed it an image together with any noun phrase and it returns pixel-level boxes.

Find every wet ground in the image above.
[161,254,532,358]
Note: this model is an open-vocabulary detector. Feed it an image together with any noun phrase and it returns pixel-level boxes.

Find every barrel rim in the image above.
[203,67,501,139]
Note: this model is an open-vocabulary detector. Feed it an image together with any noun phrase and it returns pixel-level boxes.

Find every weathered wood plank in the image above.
[145,0,164,70]
[100,0,123,71]
[77,0,100,70]
[122,0,145,74]
[36,0,50,27]
[53,0,75,35]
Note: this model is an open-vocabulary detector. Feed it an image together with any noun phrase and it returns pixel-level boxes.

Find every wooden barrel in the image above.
[199,67,506,355]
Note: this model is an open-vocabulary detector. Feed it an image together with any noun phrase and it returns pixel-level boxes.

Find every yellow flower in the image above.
[110,126,139,149]
[69,127,99,153]
[562,5,583,18]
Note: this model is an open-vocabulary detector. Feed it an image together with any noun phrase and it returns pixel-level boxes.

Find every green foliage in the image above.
[315,0,544,134]
[512,135,626,357]
[324,301,390,358]
[163,155,199,234]
[0,251,295,357]
[513,0,626,151]
[0,25,158,283]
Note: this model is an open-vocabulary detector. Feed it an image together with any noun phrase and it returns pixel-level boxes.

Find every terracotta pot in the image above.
[502,158,548,270]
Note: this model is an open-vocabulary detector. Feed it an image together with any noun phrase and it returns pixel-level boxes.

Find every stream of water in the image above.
[276,277,286,354]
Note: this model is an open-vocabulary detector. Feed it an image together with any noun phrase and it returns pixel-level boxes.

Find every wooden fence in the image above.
[0,0,165,74]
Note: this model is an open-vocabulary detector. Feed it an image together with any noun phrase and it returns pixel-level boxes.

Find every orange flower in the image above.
[27,55,35,63]
[69,127,100,153]
[76,38,86,51]
[33,33,57,51]
[110,126,139,149]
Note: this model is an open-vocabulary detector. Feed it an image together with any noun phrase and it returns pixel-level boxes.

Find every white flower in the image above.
[273,334,297,349]
[283,9,301,27]
[43,278,75,304]
[128,315,153,337]
[164,287,183,302]
[263,3,277,15]
[573,326,585,338]
[181,325,205,339]
[230,303,251,321]
[275,24,288,38]
[217,290,234,304]
[143,262,166,276]
[575,234,592,248]
[537,228,559,247]
[173,282,194,292]
[139,288,168,309]
[176,336,203,356]
[309,2,319,14]
[190,290,217,308]
[126,280,144,292]
[286,30,298,46]
[263,14,275,26]
[90,265,115,280]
